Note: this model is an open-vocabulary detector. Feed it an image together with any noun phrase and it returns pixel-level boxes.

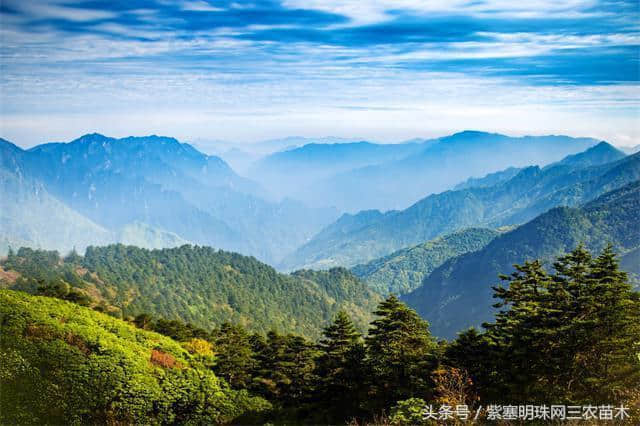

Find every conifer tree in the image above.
[315,311,366,422]
[365,295,438,411]
[484,245,640,403]
[212,322,258,389]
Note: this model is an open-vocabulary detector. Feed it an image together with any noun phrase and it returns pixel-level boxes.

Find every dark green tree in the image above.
[252,331,319,406]
[314,311,366,422]
[483,245,640,403]
[364,295,438,412]
[212,322,258,389]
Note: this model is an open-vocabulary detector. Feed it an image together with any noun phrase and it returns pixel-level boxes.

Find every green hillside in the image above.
[0,245,381,339]
[404,180,640,338]
[352,228,500,295]
[0,289,269,424]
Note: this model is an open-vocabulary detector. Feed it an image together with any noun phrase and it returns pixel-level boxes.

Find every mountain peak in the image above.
[553,141,625,169]
[70,133,111,144]
[441,130,507,143]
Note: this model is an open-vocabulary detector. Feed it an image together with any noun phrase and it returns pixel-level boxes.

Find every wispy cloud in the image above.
[0,0,638,146]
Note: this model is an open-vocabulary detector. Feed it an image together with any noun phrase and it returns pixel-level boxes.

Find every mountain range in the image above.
[403,180,640,338]
[254,131,601,211]
[282,143,635,270]
[0,134,337,263]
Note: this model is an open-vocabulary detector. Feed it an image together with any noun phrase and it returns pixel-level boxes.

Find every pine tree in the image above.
[315,311,366,422]
[565,245,640,402]
[212,322,258,389]
[483,246,640,403]
[364,295,438,412]
[252,331,319,406]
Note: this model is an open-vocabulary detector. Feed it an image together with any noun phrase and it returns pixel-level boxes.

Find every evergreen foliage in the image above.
[2,245,638,424]
[365,295,439,411]
[352,228,500,294]
[1,245,381,339]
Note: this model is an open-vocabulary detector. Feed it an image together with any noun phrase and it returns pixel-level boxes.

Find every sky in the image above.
[0,0,639,148]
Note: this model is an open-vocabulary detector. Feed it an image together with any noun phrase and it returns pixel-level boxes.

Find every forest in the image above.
[1,245,638,424]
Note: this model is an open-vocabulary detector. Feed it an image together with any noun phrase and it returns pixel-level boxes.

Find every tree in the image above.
[252,331,319,406]
[365,295,438,412]
[212,322,258,389]
[133,313,153,330]
[483,245,640,403]
[314,311,366,422]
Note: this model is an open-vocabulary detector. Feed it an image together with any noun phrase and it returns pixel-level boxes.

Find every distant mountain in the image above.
[247,141,423,199]
[1,245,381,339]
[548,141,626,169]
[0,165,193,256]
[454,167,523,190]
[351,228,501,295]
[0,168,112,255]
[298,131,600,211]
[621,144,640,154]
[282,146,638,270]
[403,180,640,339]
[1,134,338,263]
[195,136,367,174]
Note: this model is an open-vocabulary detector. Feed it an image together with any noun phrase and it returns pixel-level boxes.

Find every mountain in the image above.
[247,141,423,199]
[548,141,626,169]
[621,144,640,154]
[0,289,269,424]
[281,147,639,270]
[403,181,640,339]
[453,167,523,190]
[0,245,381,339]
[0,168,113,254]
[297,131,600,211]
[1,134,338,264]
[351,228,501,295]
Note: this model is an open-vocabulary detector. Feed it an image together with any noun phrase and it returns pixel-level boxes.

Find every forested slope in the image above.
[404,180,640,338]
[0,245,381,338]
[351,228,500,295]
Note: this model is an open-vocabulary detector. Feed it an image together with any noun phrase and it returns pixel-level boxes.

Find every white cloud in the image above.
[180,1,225,12]
[5,0,116,21]
[282,0,599,25]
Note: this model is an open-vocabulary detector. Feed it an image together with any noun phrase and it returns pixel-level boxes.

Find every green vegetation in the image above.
[1,244,381,339]
[2,245,638,424]
[352,228,500,295]
[446,245,640,406]
[0,290,269,425]
[405,180,640,338]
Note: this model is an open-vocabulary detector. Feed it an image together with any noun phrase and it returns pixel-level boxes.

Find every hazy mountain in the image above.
[621,144,640,154]
[298,131,600,211]
[403,180,640,339]
[282,146,638,270]
[1,245,382,339]
[195,136,366,174]
[0,163,193,255]
[453,167,523,190]
[548,141,626,169]
[0,168,112,255]
[351,228,501,295]
[1,134,338,264]
[248,141,423,199]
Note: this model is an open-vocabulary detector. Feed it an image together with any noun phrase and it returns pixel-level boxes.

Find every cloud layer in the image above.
[1,0,638,146]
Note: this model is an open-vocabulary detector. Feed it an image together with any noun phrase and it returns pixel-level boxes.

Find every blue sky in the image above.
[1,0,638,147]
